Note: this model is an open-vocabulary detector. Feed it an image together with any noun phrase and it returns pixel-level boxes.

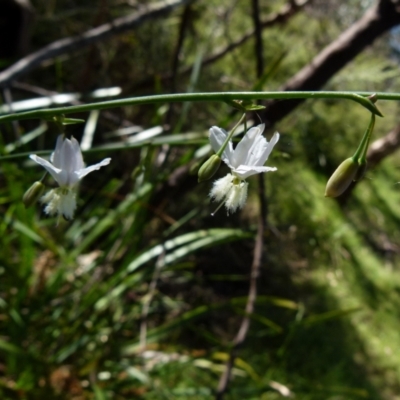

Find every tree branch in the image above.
[367,124,400,167]
[215,1,267,397]
[262,0,400,127]
[215,198,266,399]
[131,0,310,90]
[0,0,196,88]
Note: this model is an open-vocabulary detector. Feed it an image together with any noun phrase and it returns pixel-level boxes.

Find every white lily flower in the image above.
[209,124,279,214]
[30,135,111,220]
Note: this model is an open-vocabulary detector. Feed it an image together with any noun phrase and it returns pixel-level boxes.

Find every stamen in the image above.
[211,200,225,216]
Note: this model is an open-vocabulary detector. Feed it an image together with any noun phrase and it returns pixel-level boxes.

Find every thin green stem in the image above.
[216,113,246,157]
[352,113,375,162]
[0,91,390,124]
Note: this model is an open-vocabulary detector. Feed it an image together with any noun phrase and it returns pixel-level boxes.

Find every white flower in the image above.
[30,135,111,220]
[209,124,279,214]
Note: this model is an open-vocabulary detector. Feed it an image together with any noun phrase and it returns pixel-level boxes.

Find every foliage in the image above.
[1,0,400,399]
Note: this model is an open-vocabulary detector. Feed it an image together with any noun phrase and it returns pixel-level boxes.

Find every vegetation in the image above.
[1,0,400,399]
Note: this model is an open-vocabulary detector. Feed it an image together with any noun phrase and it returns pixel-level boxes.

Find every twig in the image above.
[252,0,264,78]
[164,4,192,133]
[215,1,267,398]
[2,88,20,139]
[0,0,196,88]
[170,4,192,93]
[261,0,400,128]
[11,81,135,127]
[132,0,310,90]
[0,91,385,124]
[367,123,400,167]
[215,179,267,399]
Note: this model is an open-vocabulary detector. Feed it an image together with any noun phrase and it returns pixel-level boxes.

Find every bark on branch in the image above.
[132,0,309,90]
[367,124,400,167]
[262,0,400,127]
[0,0,195,88]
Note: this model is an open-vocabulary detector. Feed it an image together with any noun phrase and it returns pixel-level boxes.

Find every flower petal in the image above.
[233,165,277,179]
[29,154,67,186]
[75,158,111,180]
[51,135,65,168]
[70,137,84,171]
[58,138,79,173]
[59,190,77,220]
[258,132,280,166]
[52,135,84,173]
[41,188,76,220]
[231,124,264,168]
[242,134,268,166]
[225,181,248,214]
[209,126,233,167]
[210,173,233,202]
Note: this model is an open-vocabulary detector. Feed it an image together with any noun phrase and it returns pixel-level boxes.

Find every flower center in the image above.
[232,176,241,185]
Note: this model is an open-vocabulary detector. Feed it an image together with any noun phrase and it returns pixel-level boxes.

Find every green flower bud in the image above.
[197,154,222,182]
[353,160,367,182]
[325,158,359,198]
[23,181,45,208]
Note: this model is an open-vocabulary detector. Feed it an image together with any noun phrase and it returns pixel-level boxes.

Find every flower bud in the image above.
[198,155,222,182]
[325,158,358,197]
[23,181,45,208]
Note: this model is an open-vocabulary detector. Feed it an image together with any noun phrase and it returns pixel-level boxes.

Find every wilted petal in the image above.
[209,126,234,167]
[76,158,111,180]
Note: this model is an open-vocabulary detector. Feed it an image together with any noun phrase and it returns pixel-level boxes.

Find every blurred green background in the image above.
[1,0,400,398]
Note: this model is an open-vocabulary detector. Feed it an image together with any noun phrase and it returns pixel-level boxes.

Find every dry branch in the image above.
[262,0,400,127]
[215,1,268,398]
[367,124,400,167]
[132,0,310,90]
[0,0,195,88]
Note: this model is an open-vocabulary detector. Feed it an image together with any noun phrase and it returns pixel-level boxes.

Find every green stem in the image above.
[216,113,246,157]
[0,91,389,124]
[352,113,375,163]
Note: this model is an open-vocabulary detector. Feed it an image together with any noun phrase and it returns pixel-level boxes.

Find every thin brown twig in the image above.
[170,4,192,93]
[215,205,266,399]
[367,123,400,168]
[11,81,134,127]
[0,0,196,88]
[261,0,400,128]
[252,0,264,78]
[2,88,20,139]
[132,0,310,90]
[165,4,192,126]
[215,1,267,398]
